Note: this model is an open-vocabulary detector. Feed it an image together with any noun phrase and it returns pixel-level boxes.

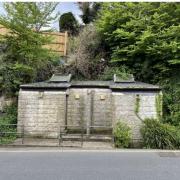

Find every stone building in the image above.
[18,74,161,141]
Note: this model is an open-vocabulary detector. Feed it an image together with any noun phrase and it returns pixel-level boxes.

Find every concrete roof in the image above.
[49,74,72,83]
[20,80,160,90]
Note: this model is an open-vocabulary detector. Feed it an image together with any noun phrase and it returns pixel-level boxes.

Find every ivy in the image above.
[135,94,140,114]
[134,94,143,121]
[156,93,163,120]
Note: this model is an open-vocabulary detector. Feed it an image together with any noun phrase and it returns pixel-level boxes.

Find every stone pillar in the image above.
[86,90,94,136]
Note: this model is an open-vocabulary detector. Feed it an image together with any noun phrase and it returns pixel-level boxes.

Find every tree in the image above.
[59,12,79,35]
[78,2,101,24]
[0,2,59,96]
[96,2,180,83]
[96,2,180,124]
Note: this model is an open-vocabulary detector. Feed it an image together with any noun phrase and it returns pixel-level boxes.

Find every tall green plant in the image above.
[96,2,180,125]
[0,2,59,96]
[0,104,17,144]
[141,118,179,149]
[162,77,180,126]
[59,12,79,35]
[96,2,180,83]
[113,121,132,148]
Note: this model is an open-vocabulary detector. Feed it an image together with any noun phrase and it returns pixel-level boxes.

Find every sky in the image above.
[0,2,82,31]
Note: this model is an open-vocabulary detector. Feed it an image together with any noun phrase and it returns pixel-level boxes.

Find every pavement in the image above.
[11,138,114,149]
[0,148,180,180]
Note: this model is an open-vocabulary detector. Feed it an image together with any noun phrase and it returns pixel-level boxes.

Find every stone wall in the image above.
[112,91,158,140]
[92,89,112,127]
[67,88,112,132]
[0,95,15,111]
[18,88,160,140]
[67,88,87,127]
[0,96,4,111]
[18,90,66,137]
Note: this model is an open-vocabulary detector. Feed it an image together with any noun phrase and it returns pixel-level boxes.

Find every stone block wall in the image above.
[91,89,112,127]
[0,96,4,111]
[112,91,158,140]
[67,88,87,127]
[18,90,66,138]
[0,95,15,111]
[67,88,112,129]
[18,88,160,140]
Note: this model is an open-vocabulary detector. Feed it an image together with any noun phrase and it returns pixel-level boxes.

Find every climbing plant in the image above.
[155,93,163,120]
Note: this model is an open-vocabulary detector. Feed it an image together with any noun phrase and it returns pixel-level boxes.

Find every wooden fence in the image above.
[0,25,68,56]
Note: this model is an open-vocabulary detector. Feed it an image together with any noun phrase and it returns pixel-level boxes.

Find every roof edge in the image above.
[20,81,161,90]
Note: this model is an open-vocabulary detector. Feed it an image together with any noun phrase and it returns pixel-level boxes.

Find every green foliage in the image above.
[99,65,131,80]
[0,104,17,124]
[135,95,140,115]
[78,2,101,24]
[59,12,79,36]
[141,118,180,149]
[113,121,132,148]
[162,78,180,126]
[0,2,59,96]
[155,93,163,120]
[0,104,17,144]
[96,2,180,127]
[96,2,180,83]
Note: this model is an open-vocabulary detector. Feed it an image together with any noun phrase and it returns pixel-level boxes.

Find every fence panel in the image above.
[0,25,68,56]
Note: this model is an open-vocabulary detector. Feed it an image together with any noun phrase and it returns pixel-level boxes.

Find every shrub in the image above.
[0,104,17,144]
[140,118,179,149]
[61,24,107,80]
[113,121,132,148]
[99,66,131,81]
[96,3,180,83]
[162,81,180,126]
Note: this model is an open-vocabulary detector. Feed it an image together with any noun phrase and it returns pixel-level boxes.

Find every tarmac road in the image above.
[0,149,180,180]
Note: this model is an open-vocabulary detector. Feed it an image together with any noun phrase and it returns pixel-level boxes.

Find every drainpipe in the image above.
[87,90,94,136]
[65,89,69,130]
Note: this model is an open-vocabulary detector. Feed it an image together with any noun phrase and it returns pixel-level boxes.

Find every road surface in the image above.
[0,150,180,180]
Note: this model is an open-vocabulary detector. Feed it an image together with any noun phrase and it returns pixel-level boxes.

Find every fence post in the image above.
[81,125,83,147]
[63,31,68,56]
[0,125,1,144]
[22,124,24,144]
[59,126,61,147]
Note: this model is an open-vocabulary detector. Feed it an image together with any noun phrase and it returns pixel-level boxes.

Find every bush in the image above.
[96,3,180,83]
[61,24,107,80]
[140,118,180,149]
[99,66,131,80]
[113,121,132,148]
[162,80,180,126]
[0,104,17,144]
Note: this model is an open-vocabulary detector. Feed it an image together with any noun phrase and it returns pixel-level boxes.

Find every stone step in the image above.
[61,134,113,142]
[10,137,114,148]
